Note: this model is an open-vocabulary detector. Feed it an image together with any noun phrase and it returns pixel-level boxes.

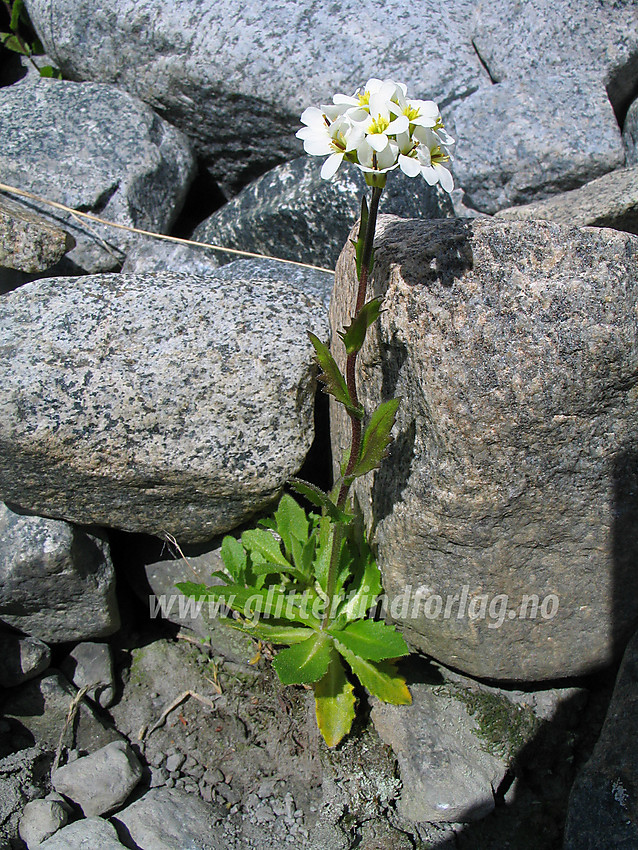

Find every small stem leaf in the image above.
[308,333,363,419]
[10,0,23,32]
[288,478,353,524]
[241,529,291,570]
[314,649,356,748]
[338,297,384,356]
[328,619,410,661]
[174,581,211,601]
[272,632,333,684]
[0,32,25,53]
[241,623,315,644]
[351,397,401,478]
[220,535,247,584]
[274,493,309,558]
[336,646,412,704]
[354,196,369,280]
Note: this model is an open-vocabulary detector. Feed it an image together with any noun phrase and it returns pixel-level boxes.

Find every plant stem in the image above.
[322,185,383,627]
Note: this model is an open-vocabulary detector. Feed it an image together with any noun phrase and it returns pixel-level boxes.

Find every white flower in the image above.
[297,78,455,191]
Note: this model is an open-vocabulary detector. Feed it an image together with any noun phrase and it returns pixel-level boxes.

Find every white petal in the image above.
[398,153,421,177]
[368,132,389,152]
[386,115,409,135]
[304,137,333,156]
[379,80,398,101]
[434,163,454,192]
[320,153,344,180]
[333,94,359,106]
[420,165,439,185]
[377,141,399,169]
[368,91,391,120]
[365,78,384,93]
[300,106,326,128]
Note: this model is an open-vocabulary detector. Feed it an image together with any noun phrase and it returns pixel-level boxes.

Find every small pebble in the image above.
[203,767,225,786]
[165,752,186,773]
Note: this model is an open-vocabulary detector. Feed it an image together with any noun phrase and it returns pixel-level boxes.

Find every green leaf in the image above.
[272,632,333,684]
[288,478,352,524]
[328,619,410,661]
[308,332,363,420]
[338,297,384,356]
[336,646,411,704]
[0,32,26,54]
[241,622,315,644]
[38,64,59,78]
[351,397,401,478]
[313,649,356,748]
[274,493,309,557]
[338,555,383,623]
[241,528,291,570]
[220,535,247,584]
[10,0,23,32]
[313,514,334,594]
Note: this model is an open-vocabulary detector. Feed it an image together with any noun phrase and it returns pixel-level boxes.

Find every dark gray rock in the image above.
[1,670,121,754]
[623,97,638,166]
[0,271,328,543]
[330,215,638,680]
[0,504,119,643]
[52,740,143,817]
[38,817,129,849]
[121,239,222,275]
[0,633,51,687]
[60,642,116,708]
[112,787,226,850]
[446,72,625,214]
[213,259,334,312]
[0,747,51,849]
[193,156,454,271]
[24,0,482,195]
[0,195,72,272]
[19,798,68,847]
[495,165,638,235]
[0,75,195,272]
[563,628,638,849]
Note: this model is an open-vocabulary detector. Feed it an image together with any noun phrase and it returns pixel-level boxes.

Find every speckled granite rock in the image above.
[0,75,194,272]
[193,156,454,270]
[0,195,72,272]
[446,72,625,214]
[38,817,129,849]
[330,215,638,680]
[0,503,119,643]
[495,166,638,235]
[623,97,638,166]
[0,272,327,543]
[24,0,481,194]
[563,628,638,848]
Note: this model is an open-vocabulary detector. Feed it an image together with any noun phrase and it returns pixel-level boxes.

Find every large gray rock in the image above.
[495,165,638,235]
[0,272,327,543]
[445,72,625,214]
[38,817,129,850]
[563,628,638,849]
[0,195,72,272]
[112,787,226,850]
[193,156,454,271]
[330,216,638,680]
[52,740,143,816]
[371,682,512,822]
[624,97,638,165]
[0,504,119,643]
[0,75,195,272]
[19,798,69,848]
[24,0,482,195]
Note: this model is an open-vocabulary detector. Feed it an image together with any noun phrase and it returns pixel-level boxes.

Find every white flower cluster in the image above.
[296,78,455,191]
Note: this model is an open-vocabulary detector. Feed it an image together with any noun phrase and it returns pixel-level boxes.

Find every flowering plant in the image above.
[180,79,454,747]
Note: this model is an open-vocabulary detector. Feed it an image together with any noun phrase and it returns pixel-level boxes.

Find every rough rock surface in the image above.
[60,642,116,708]
[112,787,226,850]
[24,0,482,194]
[0,504,119,643]
[330,215,638,680]
[52,740,143,816]
[563,628,638,849]
[1,670,121,754]
[624,97,638,165]
[445,72,625,214]
[0,194,72,272]
[495,165,638,235]
[0,746,52,849]
[38,817,129,849]
[193,156,454,270]
[19,798,69,847]
[371,682,511,822]
[0,75,194,272]
[0,633,51,687]
[0,272,328,543]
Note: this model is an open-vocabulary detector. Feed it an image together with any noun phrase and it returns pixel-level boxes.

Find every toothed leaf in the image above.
[328,619,410,661]
[308,333,363,419]
[314,649,356,747]
[338,297,383,356]
[336,646,412,704]
[351,398,401,478]
[272,632,333,684]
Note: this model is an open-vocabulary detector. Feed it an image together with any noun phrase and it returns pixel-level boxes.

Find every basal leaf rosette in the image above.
[296,77,455,190]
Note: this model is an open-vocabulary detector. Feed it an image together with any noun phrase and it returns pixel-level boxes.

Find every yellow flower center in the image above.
[357,90,370,107]
[368,114,389,135]
[430,145,449,164]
